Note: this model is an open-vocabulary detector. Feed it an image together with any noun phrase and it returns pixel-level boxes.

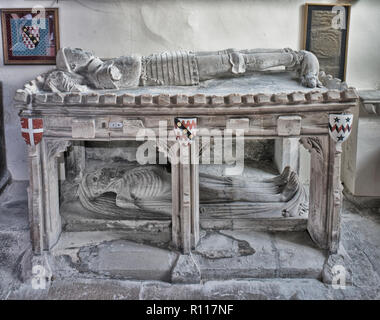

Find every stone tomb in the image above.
[14,50,358,283]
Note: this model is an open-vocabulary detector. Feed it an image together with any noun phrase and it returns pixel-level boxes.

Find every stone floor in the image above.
[0,181,379,300]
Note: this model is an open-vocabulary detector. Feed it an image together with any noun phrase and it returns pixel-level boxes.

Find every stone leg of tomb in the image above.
[171,143,200,254]
[326,139,344,254]
[28,138,71,254]
[300,136,343,253]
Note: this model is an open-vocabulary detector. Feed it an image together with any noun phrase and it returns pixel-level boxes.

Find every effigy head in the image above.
[303,72,318,88]
[56,47,94,73]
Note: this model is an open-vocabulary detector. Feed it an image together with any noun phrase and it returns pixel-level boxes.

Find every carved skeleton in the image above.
[77,165,308,219]
[43,47,322,93]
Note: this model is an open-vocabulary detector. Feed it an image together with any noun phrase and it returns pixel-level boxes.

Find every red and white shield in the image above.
[174,117,197,145]
[21,25,40,50]
[21,118,43,146]
[328,113,353,143]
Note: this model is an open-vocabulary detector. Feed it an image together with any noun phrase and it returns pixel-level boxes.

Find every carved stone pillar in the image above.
[171,142,200,253]
[274,138,300,174]
[300,136,343,253]
[66,141,86,182]
[28,138,71,253]
[28,143,44,254]
[326,140,343,253]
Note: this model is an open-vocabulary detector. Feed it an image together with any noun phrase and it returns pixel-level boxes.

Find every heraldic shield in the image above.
[328,113,353,143]
[174,117,197,145]
[21,25,40,50]
[21,118,43,146]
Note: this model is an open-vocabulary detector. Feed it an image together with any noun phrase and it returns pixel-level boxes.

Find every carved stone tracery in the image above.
[299,137,324,160]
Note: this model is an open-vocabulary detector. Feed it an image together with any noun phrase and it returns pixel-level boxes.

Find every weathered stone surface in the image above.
[171,94,188,105]
[272,92,288,104]
[274,137,299,174]
[77,240,178,281]
[194,231,255,259]
[275,232,327,279]
[49,92,65,103]
[139,94,153,106]
[48,279,141,300]
[254,93,271,104]
[1,181,380,300]
[324,90,341,102]
[71,119,96,139]
[156,94,170,106]
[171,254,201,284]
[191,94,207,105]
[60,202,171,246]
[305,91,323,103]
[121,94,135,105]
[101,93,117,104]
[66,93,82,104]
[194,230,326,281]
[226,118,249,130]
[226,93,241,105]
[85,93,100,104]
[242,94,255,104]
[288,92,306,104]
[35,93,47,103]
[14,89,29,103]
[211,95,224,105]
[277,116,302,136]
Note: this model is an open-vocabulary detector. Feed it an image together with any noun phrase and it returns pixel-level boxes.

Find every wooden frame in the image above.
[303,3,351,81]
[1,8,60,65]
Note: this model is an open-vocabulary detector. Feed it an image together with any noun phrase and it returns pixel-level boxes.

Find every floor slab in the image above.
[0,181,379,299]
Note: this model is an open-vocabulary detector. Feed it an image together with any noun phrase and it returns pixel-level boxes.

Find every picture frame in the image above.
[1,8,60,65]
[303,3,351,81]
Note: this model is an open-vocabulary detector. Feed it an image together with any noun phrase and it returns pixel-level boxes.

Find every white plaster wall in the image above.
[1,0,379,180]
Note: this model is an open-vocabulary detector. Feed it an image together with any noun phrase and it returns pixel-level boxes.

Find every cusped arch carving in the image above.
[299,137,324,161]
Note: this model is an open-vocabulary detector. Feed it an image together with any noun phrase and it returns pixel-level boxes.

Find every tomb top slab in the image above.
[15,71,357,110]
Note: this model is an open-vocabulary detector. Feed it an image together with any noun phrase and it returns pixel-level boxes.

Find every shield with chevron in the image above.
[174,117,197,145]
[328,114,353,143]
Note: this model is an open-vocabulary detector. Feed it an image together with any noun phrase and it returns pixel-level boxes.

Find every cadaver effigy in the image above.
[77,165,308,220]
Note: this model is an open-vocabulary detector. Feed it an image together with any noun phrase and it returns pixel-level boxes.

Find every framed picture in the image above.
[1,8,60,65]
[303,3,350,81]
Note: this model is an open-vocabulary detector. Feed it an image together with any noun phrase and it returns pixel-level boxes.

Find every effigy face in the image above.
[56,47,95,73]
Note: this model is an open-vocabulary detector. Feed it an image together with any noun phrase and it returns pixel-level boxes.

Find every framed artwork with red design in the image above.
[1,8,60,64]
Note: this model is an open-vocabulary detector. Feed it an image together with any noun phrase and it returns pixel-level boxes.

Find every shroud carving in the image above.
[76,165,308,219]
